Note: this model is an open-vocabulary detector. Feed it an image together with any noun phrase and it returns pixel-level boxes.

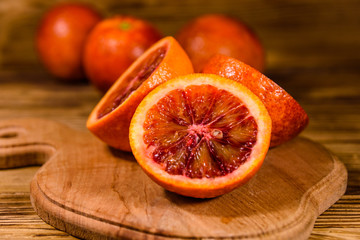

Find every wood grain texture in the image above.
[0,0,359,239]
[0,0,359,71]
[0,118,347,239]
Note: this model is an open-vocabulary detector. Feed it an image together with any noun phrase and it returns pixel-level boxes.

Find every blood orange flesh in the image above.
[87,36,194,152]
[130,74,271,198]
[144,85,258,179]
[97,46,167,118]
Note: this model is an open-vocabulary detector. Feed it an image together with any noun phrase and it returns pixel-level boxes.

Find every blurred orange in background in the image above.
[176,14,265,72]
[83,15,163,92]
[36,3,102,81]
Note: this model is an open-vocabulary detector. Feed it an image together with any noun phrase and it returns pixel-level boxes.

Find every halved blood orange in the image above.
[87,36,194,151]
[129,74,271,198]
[202,54,309,147]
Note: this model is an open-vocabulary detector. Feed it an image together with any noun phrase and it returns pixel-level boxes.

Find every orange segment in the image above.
[202,54,309,147]
[96,46,167,119]
[130,74,271,198]
[87,36,194,151]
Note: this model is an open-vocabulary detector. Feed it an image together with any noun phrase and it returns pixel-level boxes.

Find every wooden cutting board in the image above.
[0,118,347,240]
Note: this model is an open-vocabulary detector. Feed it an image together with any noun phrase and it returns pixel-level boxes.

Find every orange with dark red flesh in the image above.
[87,37,194,152]
[130,74,272,198]
[202,54,309,147]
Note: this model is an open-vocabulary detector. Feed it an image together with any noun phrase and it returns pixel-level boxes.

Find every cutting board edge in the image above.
[312,152,347,215]
[30,178,164,240]
[29,145,348,240]
[270,151,347,239]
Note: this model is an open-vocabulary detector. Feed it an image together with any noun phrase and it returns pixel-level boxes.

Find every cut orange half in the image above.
[130,74,272,198]
[202,54,309,147]
[87,36,194,151]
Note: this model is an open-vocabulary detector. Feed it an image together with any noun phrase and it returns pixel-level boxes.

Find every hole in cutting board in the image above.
[0,126,26,139]
[0,132,18,139]
[0,143,56,169]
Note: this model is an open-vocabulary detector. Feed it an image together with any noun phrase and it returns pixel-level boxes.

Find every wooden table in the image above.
[0,0,359,239]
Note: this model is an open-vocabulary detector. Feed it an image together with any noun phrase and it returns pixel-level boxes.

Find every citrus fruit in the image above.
[87,36,194,152]
[83,15,163,92]
[129,74,272,198]
[202,54,309,147]
[176,14,265,73]
[36,3,102,81]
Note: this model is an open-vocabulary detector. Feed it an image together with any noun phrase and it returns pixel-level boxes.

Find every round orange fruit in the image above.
[176,14,265,73]
[129,74,272,198]
[202,54,309,147]
[36,3,102,81]
[87,36,194,152]
[83,15,163,92]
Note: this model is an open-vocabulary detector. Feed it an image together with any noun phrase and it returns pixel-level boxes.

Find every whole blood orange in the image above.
[36,3,102,81]
[83,15,163,92]
[203,54,309,147]
[129,74,272,198]
[87,37,194,152]
[176,14,265,73]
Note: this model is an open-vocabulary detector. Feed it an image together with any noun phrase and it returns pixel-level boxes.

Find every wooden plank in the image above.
[0,192,76,239]
[0,0,359,70]
[1,195,359,239]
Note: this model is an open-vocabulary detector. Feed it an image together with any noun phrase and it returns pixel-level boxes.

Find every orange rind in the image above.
[87,36,194,151]
[203,54,308,147]
[130,74,271,198]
